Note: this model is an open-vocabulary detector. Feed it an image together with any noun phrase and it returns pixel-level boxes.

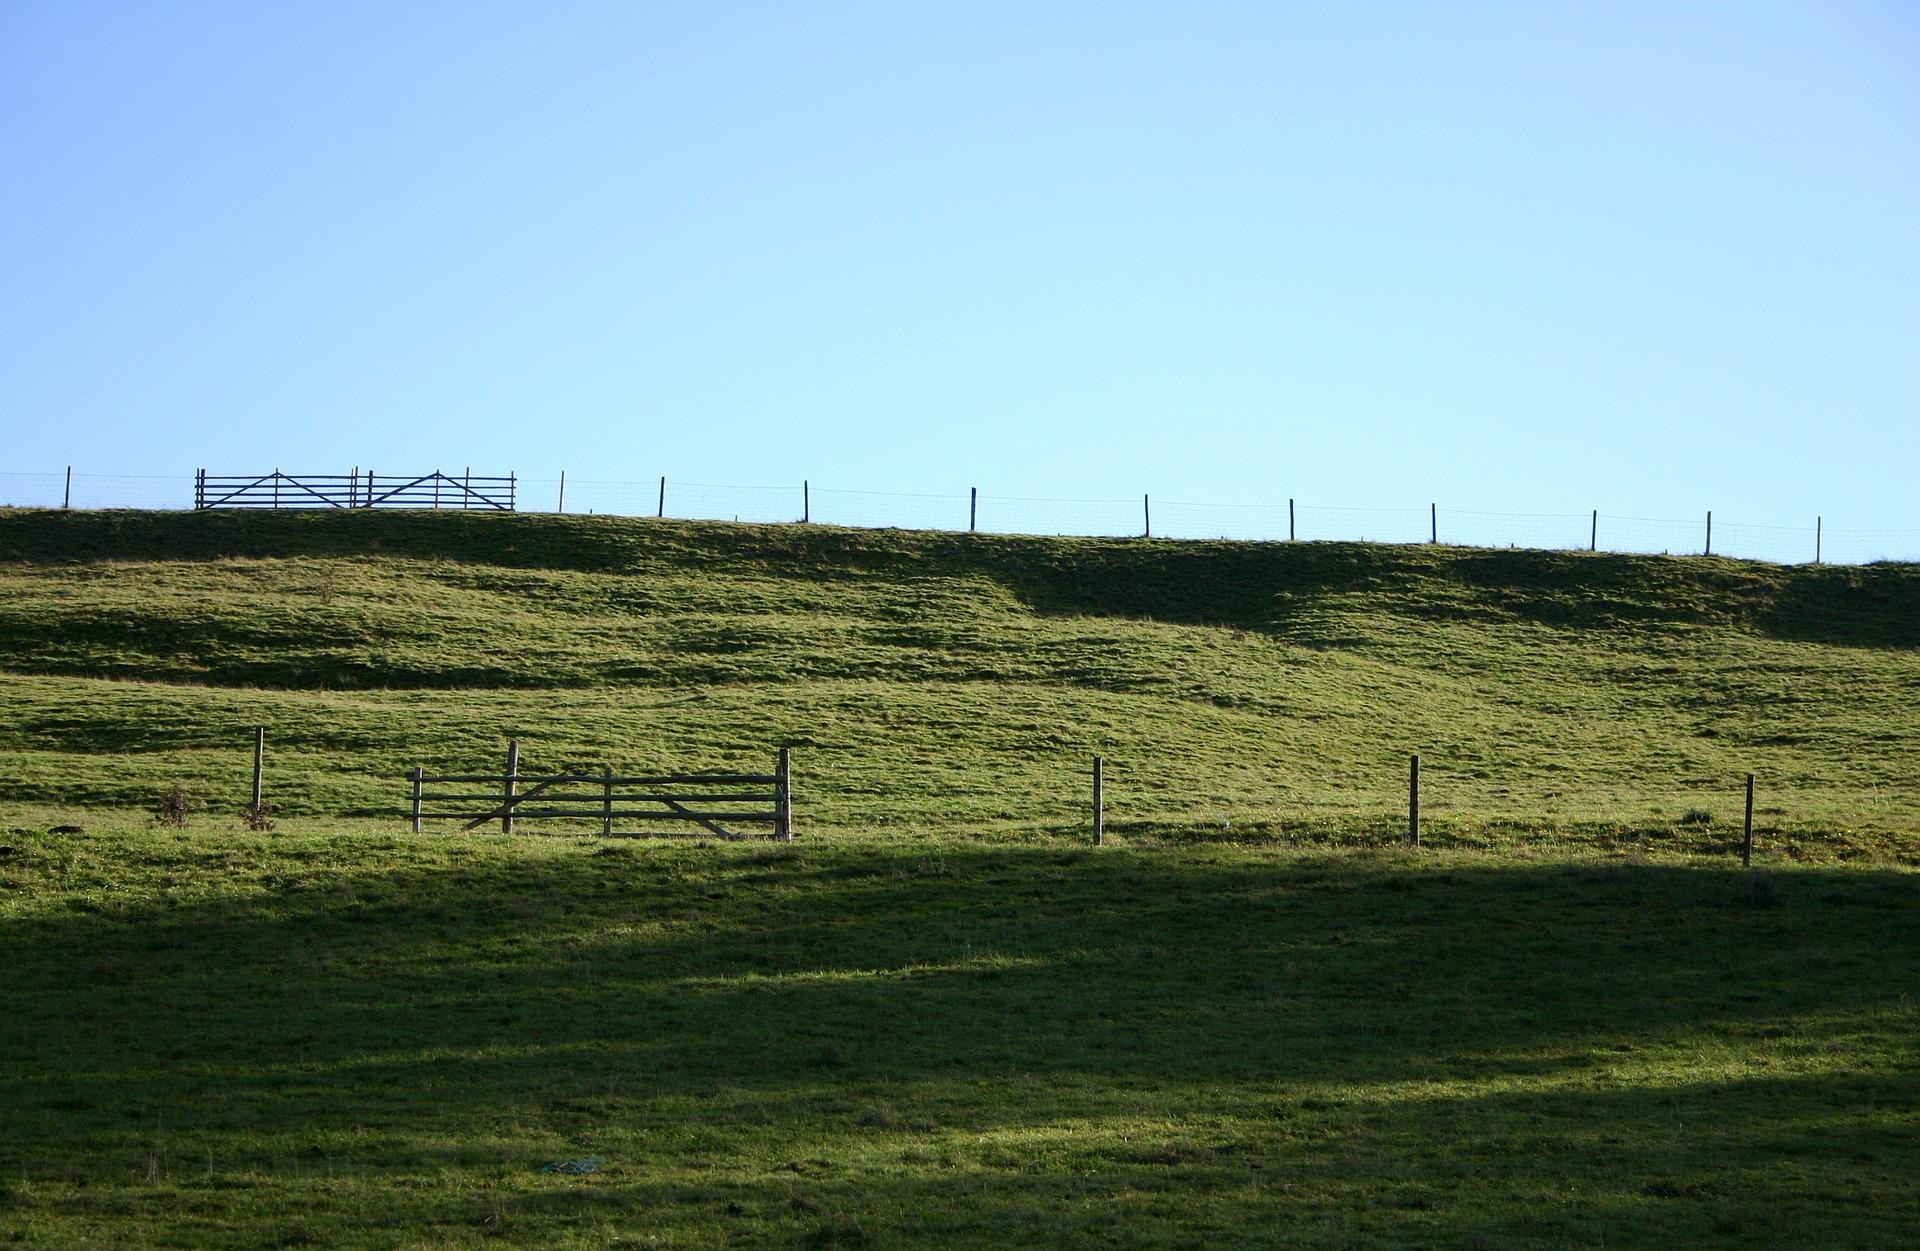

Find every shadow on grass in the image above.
[1,838,1915,1247]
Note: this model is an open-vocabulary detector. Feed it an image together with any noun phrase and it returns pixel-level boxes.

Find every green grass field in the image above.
[3,826,1916,1248]
[1,509,1916,1247]
[0,508,1916,845]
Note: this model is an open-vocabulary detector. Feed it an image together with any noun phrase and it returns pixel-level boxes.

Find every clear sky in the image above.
[3,1,1916,528]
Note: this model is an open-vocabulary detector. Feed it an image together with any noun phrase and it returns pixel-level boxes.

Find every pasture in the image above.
[3,824,1916,1248]
[0,509,1915,1246]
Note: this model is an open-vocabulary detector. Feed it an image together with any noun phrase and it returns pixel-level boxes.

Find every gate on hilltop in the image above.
[194,469,517,511]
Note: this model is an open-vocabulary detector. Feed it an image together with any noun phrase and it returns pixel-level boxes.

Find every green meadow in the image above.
[0,509,1915,1247]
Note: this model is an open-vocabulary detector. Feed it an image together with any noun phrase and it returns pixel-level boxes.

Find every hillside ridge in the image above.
[2,508,1915,649]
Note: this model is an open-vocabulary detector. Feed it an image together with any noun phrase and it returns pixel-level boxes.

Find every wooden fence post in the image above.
[776,747,793,842]
[1591,509,1598,552]
[557,471,566,514]
[251,726,265,811]
[502,740,519,834]
[970,487,977,532]
[803,480,810,523]
[1742,773,1754,868]
[1815,516,1822,565]
[464,466,471,510]
[602,764,614,837]
[195,468,205,510]
[1093,755,1104,846]
[1289,498,1295,541]
[64,466,72,510]
[1705,510,1712,556]
[1408,754,1420,846]
[1430,503,1437,544]
[410,767,423,834]
[1143,495,1151,538]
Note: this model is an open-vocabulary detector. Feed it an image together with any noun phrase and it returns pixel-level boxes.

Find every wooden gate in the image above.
[195,469,516,511]
[408,744,793,841]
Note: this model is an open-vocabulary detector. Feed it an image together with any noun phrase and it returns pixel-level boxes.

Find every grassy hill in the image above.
[0,507,1915,851]
[2,509,1917,1248]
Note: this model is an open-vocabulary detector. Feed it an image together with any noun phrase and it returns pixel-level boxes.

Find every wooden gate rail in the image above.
[407,746,793,841]
[195,469,516,511]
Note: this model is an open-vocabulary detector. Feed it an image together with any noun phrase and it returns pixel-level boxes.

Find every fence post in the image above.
[970,487,977,532]
[508,471,516,512]
[1705,511,1712,556]
[1815,517,1821,565]
[251,726,265,812]
[803,480,810,523]
[502,740,519,834]
[1742,773,1754,868]
[1591,509,1598,552]
[1430,503,1437,544]
[464,467,471,510]
[776,747,793,842]
[410,767,423,834]
[64,466,72,510]
[658,476,666,518]
[557,471,566,514]
[195,469,205,510]
[273,470,281,510]
[1289,498,1295,541]
[1093,755,1104,846]
[602,764,614,837]
[1143,494,1151,538]
[1408,754,1420,846]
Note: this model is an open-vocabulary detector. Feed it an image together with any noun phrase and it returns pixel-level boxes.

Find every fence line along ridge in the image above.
[2,465,1914,565]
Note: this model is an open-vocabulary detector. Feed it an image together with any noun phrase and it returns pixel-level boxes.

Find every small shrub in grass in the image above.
[1680,808,1714,826]
[857,1103,902,1128]
[242,801,276,832]
[155,785,193,828]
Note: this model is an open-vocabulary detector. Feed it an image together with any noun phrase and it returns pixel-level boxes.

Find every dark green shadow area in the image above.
[2,832,1914,1248]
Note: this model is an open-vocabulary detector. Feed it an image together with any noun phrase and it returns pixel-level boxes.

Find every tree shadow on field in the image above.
[1,840,1915,1247]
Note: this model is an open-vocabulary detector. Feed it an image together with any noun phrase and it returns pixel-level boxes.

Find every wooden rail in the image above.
[195,469,516,511]
[408,743,793,841]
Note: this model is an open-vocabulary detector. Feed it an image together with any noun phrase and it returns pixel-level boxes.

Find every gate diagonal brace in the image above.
[461,776,561,832]
[661,798,745,840]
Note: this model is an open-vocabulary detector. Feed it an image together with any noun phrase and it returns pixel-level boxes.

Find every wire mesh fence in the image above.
[3,468,1914,565]
[1,472,190,510]
[812,487,971,531]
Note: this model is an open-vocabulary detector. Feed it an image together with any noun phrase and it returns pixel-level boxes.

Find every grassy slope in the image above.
[0,508,1915,847]
[2,827,1915,1249]
[1,510,1917,1248]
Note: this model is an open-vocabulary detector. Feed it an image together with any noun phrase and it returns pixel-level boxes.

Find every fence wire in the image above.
[4,470,1915,565]
[980,494,1146,538]
[1,472,190,510]
[812,487,971,531]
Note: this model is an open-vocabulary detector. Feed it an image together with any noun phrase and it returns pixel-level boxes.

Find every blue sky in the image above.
[3,1,1916,529]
